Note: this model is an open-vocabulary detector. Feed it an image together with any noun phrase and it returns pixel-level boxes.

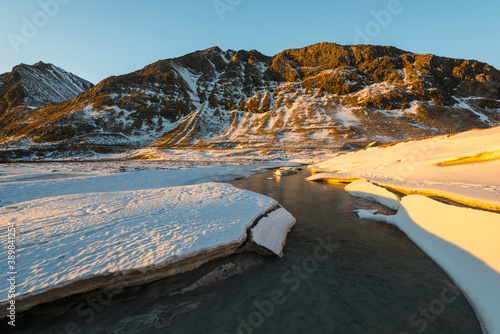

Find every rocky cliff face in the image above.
[1,43,499,158]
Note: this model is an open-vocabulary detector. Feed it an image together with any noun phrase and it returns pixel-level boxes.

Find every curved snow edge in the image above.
[396,196,500,334]
[308,172,500,212]
[249,207,296,257]
[345,179,401,210]
[312,176,499,333]
[354,195,500,334]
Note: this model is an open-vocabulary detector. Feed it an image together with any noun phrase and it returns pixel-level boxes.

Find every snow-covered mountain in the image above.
[0,61,93,110]
[0,62,93,147]
[1,43,500,159]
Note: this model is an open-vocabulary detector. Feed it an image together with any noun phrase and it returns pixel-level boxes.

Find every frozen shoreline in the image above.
[361,195,500,334]
[307,127,500,333]
[1,168,483,333]
[0,163,296,315]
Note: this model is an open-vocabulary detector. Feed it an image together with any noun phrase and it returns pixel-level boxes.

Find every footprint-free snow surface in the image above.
[0,182,294,312]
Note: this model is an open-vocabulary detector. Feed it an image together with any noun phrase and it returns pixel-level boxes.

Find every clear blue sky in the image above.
[1,0,499,84]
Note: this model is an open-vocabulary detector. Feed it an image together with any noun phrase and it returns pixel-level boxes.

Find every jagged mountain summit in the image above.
[1,43,499,160]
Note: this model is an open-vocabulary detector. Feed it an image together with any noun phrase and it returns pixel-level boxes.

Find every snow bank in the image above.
[357,195,500,334]
[308,127,500,333]
[250,208,296,257]
[308,126,500,210]
[345,179,401,210]
[0,182,295,313]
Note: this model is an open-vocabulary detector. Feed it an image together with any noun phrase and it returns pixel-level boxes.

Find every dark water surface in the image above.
[4,169,481,333]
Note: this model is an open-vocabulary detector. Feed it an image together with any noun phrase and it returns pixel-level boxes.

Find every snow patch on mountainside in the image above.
[354,82,399,101]
[454,97,492,124]
[171,63,202,104]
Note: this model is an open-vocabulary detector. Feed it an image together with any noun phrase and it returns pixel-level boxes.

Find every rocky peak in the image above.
[204,46,223,53]
[0,61,94,110]
[269,43,500,102]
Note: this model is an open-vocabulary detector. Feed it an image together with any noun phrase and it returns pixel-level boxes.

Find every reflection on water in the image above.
[5,169,481,334]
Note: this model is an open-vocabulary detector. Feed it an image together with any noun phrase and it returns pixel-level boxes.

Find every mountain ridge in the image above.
[1,43,499,160]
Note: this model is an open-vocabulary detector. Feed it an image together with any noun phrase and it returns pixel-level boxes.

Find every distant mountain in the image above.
[0,61,93,109]
[0,62,93,144]
[1,43,499,160]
